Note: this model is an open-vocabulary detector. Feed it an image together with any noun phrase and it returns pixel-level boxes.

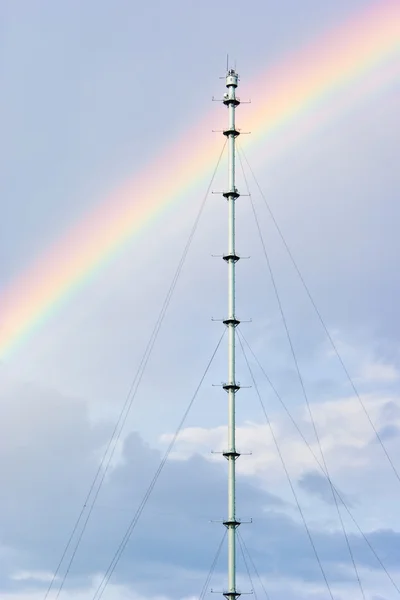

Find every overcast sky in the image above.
[1,1,400,600]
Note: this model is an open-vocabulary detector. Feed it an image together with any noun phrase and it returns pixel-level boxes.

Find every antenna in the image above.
[221,67,241,600]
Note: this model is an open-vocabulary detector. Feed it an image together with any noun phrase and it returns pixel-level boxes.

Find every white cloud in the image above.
[10,572,57,583]
[359,361,400,384]
[161,393,400,476]
[0,580,170,600]
[323,333,400,386]
[160,391,400,534]
[4,565,400,600]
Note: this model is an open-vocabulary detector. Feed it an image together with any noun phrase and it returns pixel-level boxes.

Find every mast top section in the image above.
[226,69,239,88]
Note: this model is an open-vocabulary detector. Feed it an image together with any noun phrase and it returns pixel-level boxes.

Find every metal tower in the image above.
[222,68,241,600]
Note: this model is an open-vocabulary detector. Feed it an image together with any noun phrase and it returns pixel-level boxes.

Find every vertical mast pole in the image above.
[222,68,241,600]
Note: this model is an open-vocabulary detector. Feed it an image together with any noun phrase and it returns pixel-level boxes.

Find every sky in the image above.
[0,1,399,600]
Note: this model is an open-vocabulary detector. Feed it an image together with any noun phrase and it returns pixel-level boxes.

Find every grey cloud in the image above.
[380,401,400,422]
[0,377,279,594]
[2,376,400,600]
[376,425,400,443]
[297,471,353,507]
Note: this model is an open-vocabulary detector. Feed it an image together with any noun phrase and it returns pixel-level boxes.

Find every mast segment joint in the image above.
[223,253,240,263]
[223,189,240,200]
[222,383,241,393]
[223,592,241,599]
[223,519,241,528]
[223,318,240,327]
[222,450,241,459]
[223,96,240,107]
[223,128,240,138]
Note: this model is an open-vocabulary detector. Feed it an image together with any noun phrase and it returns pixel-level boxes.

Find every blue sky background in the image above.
[1,1,400,600]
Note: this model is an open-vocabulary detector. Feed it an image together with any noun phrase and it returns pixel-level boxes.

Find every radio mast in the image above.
[222,67,241,600]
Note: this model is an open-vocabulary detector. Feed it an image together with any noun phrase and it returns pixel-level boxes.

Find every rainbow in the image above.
[1,0,399,360]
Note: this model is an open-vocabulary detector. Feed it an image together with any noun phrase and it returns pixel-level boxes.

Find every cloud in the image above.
[323,334,400,388]
[375,425,400,443]
[297,471,352,507]
[0,375,281,595]
[2,373,400,599]
[10,572,57,583]
[162,392,400,485]
[360,362,400,384]
[0,580,165,600]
